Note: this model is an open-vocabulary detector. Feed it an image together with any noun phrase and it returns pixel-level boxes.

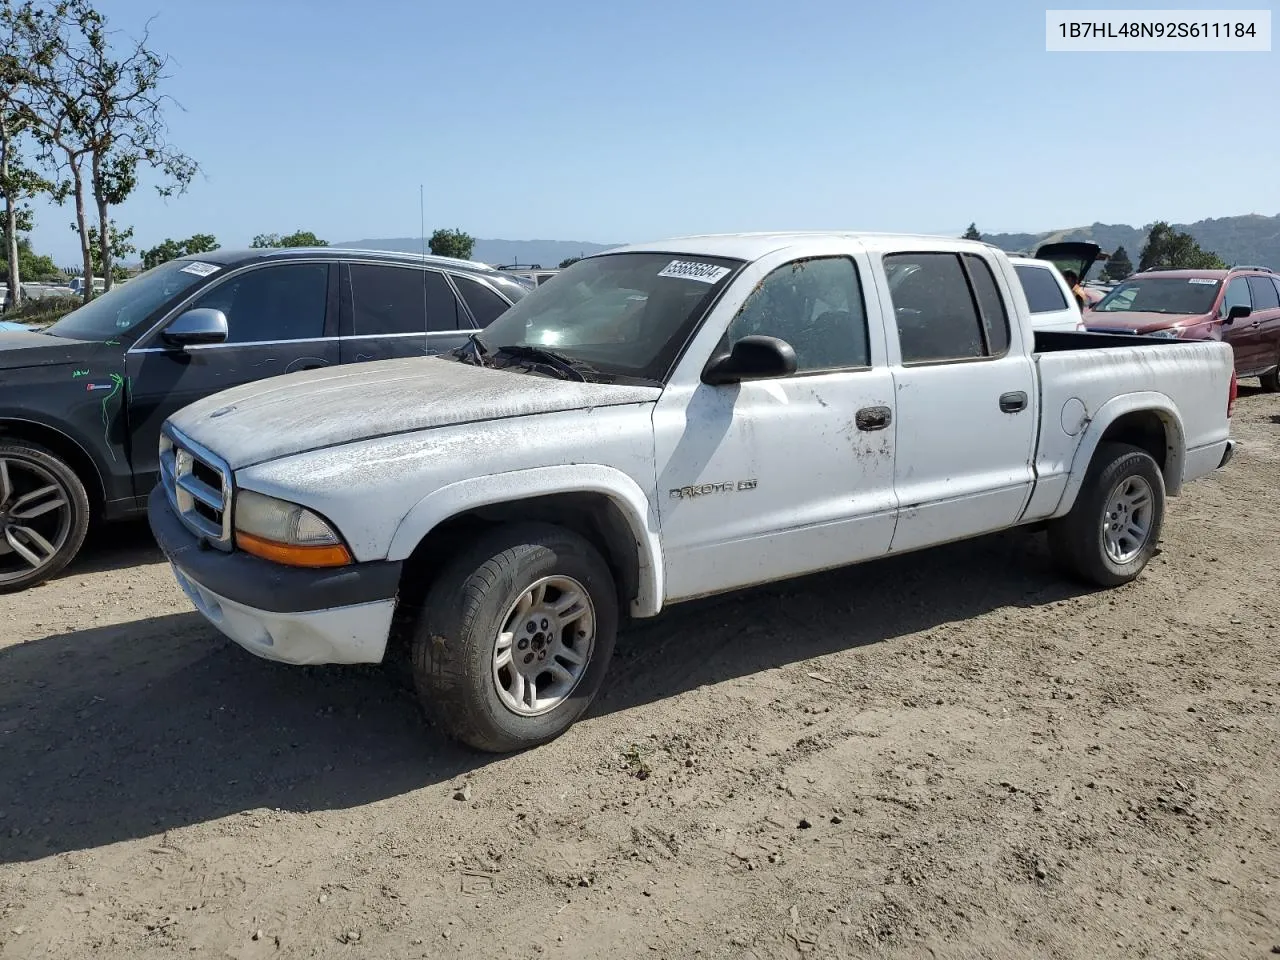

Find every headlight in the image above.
[233,489,352,568]
[1147,326,1183,339]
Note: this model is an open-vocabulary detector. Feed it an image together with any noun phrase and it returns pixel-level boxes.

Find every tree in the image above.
[0,234,59,281]
[1,0,60,308]
[85,219,130,279]
[1138,221,1228,272]
[250,230,326,248]
[558,256,581,269]
[962,222,982,241]
[141,231,215,269]
[429,227,474,260]
[17,1,196,300]
[1103,245,1133,282]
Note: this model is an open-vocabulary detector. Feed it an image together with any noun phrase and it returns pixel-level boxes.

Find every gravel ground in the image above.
[1,390,1277,960]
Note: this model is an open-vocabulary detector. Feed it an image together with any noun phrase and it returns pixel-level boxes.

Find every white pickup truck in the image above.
[148,232,1237,752]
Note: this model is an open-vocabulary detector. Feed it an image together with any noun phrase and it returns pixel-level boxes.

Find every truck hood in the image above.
[0,330,103,371]
[1085,311,1207,334]
[169,356,663,469]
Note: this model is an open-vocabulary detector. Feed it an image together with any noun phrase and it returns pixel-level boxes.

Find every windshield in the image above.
[44,259,218,341]
[1092,276,1222,316]
[473,252,743,382]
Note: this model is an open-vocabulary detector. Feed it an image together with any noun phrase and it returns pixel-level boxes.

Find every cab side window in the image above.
[884,253,1010,364]
[725,257,870,372]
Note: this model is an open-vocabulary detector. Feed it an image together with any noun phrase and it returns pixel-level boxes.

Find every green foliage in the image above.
[4,293,79,326]
[0,234,60,281]
[558,256,581,269]
[1102,245,1133,282]
[141,232,217,269]
[1138,222,1228,272]
[962,222,982,241]
[250,230,327,249]
[428,227,474,260]
[85,220,131,279]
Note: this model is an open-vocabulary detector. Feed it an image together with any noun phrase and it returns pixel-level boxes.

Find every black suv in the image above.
[0,247,529,592]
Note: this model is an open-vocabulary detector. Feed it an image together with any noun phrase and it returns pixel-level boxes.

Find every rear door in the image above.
[126,260,338,496]
[877,250,1038,553]
[1241,275,1280,375]
[339,263,472,364]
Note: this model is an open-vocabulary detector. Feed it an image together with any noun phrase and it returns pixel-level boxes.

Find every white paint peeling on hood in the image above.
[168,356,662,469]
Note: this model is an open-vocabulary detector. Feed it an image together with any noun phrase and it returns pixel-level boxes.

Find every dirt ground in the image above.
[1,392,1277,960]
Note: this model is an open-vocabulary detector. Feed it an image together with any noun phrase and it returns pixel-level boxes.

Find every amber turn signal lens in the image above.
[236,531,352,568]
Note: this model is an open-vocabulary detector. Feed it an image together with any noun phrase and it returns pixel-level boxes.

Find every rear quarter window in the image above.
[1014,264,1069,314]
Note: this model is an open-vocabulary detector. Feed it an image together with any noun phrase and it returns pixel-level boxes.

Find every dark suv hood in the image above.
[0,330,102,371]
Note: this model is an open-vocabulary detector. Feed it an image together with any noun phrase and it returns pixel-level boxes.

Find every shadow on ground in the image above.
[0,528,1089,864]
[66,518,162,577]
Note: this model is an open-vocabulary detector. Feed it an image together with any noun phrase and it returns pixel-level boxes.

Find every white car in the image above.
[1009,255,1085,332]
[150,232,1237,753]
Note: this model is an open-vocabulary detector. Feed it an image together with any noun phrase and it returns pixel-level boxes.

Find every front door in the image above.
[1220,276,1260,374]
[126,261,338,497]
[654,253,899,602]
[876,250,1038,554]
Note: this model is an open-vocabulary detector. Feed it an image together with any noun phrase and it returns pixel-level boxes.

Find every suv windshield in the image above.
[1092,276,1222,316]
[44,259,216,341]
[473,252,743,382]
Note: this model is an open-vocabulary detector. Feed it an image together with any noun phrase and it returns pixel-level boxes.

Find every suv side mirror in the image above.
[162,308,228,348]
[702,335,798,386]
[1223,304,1252,325]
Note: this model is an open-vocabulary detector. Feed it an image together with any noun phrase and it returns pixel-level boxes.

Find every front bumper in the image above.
[148,485,402,665]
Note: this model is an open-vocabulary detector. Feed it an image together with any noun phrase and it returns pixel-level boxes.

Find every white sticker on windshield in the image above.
[1187,278,1217,284]
[180,261,220,277]
[658,260,730,284]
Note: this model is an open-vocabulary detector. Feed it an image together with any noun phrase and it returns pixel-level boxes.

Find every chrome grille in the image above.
[160,426,233,549]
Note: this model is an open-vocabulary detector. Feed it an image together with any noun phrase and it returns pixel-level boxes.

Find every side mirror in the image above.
[1223,304,1251,325]
[702,335,798,386]
[162,308,228,348]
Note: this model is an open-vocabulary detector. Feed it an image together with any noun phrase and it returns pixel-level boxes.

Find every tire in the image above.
[0,441,91,594]
[409,522,618,752]
[1259,362,1280,393]
[1047,442,1165,588]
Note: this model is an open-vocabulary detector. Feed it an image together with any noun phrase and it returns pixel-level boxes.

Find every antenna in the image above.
[420,184,428,355]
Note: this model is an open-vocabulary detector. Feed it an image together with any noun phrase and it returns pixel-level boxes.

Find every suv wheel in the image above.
[0,441,91,593]
[409,523,618,752]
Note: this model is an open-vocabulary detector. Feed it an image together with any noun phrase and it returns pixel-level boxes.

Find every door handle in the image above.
[855,405,892,431]
[999,391,1028,413]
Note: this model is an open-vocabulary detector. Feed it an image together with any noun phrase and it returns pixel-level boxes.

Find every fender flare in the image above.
[0,413,108,496]
[386,463,665,617]
[1053,391,1187,516]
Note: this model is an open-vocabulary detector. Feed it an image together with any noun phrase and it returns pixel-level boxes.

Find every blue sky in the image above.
[22,0,1280,264]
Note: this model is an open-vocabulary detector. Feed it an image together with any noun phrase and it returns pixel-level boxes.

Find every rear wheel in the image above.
[1259,356,1280,393]
[409,523,618,752]
[0,442,91,593]
[1048,442,1165,587]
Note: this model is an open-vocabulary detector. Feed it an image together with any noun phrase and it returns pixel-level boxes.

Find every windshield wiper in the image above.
[451,333,493,367]
[492,344,598,382]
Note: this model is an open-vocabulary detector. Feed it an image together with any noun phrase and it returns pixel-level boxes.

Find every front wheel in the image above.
[1259,361,1279,393]
[1048,442,1166,588]
[0,442,91,594]
[409,523,618,752]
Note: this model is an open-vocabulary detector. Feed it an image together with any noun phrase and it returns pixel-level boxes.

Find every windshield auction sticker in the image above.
[1046,9,1271,51]
[180,261,221,277]
[658,260,731,284]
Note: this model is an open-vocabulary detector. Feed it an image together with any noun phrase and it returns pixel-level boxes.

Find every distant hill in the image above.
[336,237,621,268]
[981,213,1280,272]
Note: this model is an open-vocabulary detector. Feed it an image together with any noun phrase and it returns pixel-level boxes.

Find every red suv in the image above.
[1085,266,1280,391]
